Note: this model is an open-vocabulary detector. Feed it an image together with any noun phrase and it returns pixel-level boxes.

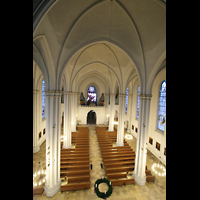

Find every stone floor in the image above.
[33,125,166,200]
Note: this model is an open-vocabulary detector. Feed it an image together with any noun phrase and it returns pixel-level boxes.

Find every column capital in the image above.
[139,94,152,100]
[63,91,75,95]
[119,93,126,97]
[33,89,39,94]
[45,90,62,97]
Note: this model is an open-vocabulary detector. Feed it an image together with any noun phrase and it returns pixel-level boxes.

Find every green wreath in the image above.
[94,178,113,199]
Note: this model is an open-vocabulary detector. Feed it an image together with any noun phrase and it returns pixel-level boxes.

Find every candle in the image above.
[105,190,106,194]
[96,184,97,187]
[109,182,111,185]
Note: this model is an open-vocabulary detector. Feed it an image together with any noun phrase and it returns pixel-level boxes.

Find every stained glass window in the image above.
[42,79,45,119]
[125,87,129,113]
[87,86,96,102]
[136,86,140,119]
[157,80,166,131]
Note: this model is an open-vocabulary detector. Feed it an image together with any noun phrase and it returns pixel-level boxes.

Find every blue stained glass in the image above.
[87,86,96,102]
[136,86,140,119]
[125,87,129,113]
[157,80,166,131]
[42,79,45,119]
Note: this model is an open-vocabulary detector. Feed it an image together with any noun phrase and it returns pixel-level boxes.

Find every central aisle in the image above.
[88,124,107,186]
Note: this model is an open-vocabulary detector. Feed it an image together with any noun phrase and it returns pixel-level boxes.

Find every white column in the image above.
[71,92,77,132]
[108,93,115,131]
[33,89,40,153]
[104,93,109,124]
[63,92,72,149]
[116,94,126,146]
[44,90,62,197]
[127,94,133,133]
[132,94,152,186]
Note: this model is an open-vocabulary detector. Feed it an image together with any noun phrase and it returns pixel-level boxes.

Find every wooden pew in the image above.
[145,170,152,176]
[60,182,90,192]
[96,126,137,187]
[61,153,89,157]
[61,155,89,160]
[67,175,90,184]
[146,175,155,182]
[60,164,89,169]
[105,162,134,169]
[60,169,90,178]
[61,148,89,151]
[60,127,91,192]
[102,153,135,159]
[61,160,89,165]
[101,147,132,152]
[100,146,131,150]
[101,150,135,156]
[110,178,135,186]
[104,156,135,163]
[107,172,127,179]
[61,150,89,154]
[106,166,134,174]
[33,187,44,196]
[104,160,134,165]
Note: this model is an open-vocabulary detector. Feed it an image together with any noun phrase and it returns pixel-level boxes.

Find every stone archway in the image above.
[87,110,96,124]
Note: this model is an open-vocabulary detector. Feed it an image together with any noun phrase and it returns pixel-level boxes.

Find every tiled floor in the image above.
[33,125,166,199]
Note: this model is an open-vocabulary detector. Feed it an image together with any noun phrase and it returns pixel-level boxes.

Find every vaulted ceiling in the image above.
[33,0,166,93]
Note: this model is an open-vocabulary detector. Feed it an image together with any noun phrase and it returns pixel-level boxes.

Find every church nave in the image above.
[33,125,166,200]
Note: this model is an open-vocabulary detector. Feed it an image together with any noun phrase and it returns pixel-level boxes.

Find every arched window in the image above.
[157,80,166,131]
[136,86,140,119]
[42,79,45,119]
[125,87,129,113]
[87,86,96,102]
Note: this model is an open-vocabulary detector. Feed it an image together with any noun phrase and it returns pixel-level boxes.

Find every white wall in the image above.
[148,67,166,165]
[124,69,166,165]
[77,106,106,124]
[130,79,139,138]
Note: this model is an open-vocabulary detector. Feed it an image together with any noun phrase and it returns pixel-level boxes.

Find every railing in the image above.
[80,105,105,108]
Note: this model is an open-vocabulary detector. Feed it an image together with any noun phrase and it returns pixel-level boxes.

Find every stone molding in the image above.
[45,90,62,97]
[139,94,152,100]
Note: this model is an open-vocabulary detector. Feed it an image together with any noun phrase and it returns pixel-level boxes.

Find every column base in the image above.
[44,180,61,197]
[132,173,146,186]
[33,146,40,153]
[108,129,114,132]
[116,142,124,147]
[62,144,72,149]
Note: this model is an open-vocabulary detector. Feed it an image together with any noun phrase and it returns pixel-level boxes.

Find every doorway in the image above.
[87,110,96,124]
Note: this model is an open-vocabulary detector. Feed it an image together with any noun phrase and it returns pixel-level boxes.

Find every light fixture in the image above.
[152,163,166,176]
[33,169,47,187]
[125,134,133,140]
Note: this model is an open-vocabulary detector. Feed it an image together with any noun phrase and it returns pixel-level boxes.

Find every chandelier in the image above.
[125,134,133,140]
[33,168,47,186]
[152,163,166,176]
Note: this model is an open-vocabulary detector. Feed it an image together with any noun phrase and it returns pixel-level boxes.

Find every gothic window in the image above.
[125,87,129,113]
[42,79,45,119]
[87,86,96,102]
[136,86,140,118]
[157,80,166,131]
